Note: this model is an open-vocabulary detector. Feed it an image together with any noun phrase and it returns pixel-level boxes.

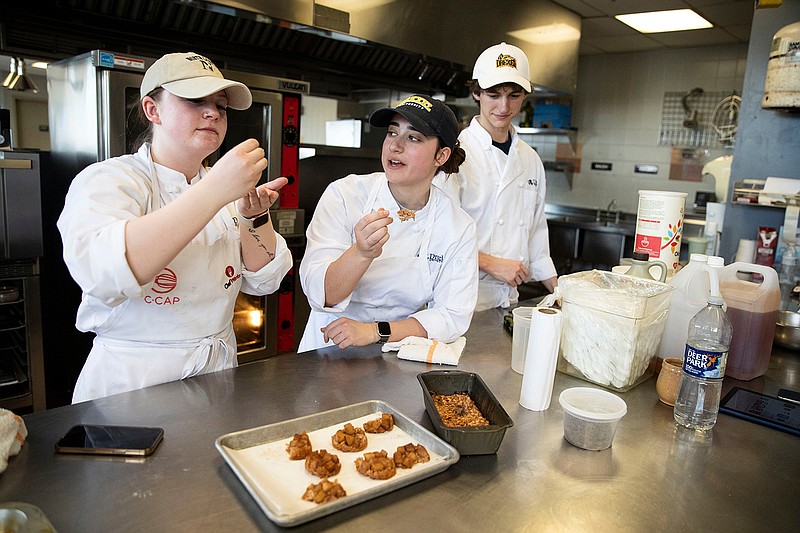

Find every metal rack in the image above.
[0,267,44,412]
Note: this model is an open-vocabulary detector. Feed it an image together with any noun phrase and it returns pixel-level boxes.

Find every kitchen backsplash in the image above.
[545,43,748,215]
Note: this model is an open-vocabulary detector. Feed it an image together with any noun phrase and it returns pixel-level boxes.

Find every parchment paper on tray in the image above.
[215,400,459,527]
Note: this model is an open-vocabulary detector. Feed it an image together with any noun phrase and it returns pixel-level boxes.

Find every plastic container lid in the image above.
[559,387,627,422]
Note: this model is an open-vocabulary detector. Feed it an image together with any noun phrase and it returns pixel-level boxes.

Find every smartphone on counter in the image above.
[55,425,164,456]
[719,387,800,437]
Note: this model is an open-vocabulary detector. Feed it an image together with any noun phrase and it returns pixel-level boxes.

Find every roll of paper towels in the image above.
[519,307,563,411]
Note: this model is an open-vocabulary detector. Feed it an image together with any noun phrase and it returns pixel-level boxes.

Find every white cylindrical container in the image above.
[762,21,800,109]
[735,239,757,263]
[634,190,688,273]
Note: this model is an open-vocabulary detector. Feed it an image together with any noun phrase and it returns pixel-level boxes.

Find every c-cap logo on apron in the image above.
[153,268,177,294]
[146,268,180,305]
[224,264,241,289]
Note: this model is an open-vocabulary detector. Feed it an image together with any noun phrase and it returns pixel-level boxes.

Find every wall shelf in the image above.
[732,179,800,207]
[518,128,580,189]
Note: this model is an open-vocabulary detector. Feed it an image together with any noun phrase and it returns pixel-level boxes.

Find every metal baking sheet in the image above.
[216,400,459,527]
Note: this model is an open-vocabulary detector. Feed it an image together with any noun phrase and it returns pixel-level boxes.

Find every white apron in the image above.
[298,180,436,352]
[72,148,240,403]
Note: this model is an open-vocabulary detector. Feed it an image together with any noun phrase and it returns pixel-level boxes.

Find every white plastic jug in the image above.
[658,254,712,360]
[718,262,780,381]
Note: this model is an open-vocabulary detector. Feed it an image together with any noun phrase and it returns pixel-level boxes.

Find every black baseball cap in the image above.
[369,95,458,150]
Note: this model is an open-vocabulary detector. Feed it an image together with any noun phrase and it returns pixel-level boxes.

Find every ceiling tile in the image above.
[582,34,664,54]
[648,28,741,47]
[581,16,641,37]
[547,0,606,17]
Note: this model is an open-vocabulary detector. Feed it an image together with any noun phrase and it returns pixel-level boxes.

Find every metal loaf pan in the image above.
[216,400,459,527]
[418,370,514,455]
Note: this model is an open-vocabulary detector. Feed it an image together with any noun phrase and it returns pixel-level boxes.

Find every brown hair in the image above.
[466,80,529,107]
[438,139,466,176]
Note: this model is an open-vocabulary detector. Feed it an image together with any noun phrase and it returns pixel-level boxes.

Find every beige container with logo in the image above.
[634,190,688,272]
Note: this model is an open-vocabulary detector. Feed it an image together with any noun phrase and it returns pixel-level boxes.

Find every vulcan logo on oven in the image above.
[145,268,180,305]
[224,265,241,289]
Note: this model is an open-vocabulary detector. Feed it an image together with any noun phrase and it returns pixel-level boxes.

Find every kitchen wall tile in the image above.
[545,43,747,214]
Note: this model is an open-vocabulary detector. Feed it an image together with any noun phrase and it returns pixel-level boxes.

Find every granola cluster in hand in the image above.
[305,449,341,478]
[393,443,430,469]
[331,422,368,452]
[286,431,313,460]
[363,413,394,434]
[354,450,397,480]
[302,478,347,504]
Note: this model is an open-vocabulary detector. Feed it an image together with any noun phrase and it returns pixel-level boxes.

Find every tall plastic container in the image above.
[658,254,711,360]
[718,262,780,380]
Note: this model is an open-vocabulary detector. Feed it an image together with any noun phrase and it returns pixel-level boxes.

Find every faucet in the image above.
[597,199,620,222]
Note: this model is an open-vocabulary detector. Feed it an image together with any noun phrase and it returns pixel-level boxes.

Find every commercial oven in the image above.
[46,50,308,380]
[0,152,45,412]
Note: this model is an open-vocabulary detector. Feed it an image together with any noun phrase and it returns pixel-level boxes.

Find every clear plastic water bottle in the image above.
[674,256,733,431]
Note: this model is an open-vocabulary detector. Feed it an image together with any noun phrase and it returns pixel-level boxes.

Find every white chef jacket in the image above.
[298,173,478,352]
[435,117,557,311]
[58,144,292,402]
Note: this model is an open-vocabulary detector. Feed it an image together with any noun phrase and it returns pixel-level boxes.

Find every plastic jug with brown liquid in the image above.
[718,262,780,380]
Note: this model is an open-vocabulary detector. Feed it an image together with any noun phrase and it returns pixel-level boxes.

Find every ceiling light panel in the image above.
[616,9,713,34]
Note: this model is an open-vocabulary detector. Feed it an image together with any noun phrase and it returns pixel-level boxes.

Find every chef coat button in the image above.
[518,182,524,188]
[413,226,420,233]
[518,220,525,226]
[498,219,505,225]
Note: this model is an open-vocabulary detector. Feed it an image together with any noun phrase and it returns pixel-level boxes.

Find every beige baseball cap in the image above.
[472,42,532,93]
[141,52,252,110]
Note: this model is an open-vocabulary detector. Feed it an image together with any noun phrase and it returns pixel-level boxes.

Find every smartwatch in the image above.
[377,321,391,343]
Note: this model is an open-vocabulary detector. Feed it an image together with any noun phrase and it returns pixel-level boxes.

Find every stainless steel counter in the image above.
[2,307,799,531]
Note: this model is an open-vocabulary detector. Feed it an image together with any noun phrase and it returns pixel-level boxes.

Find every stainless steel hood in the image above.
[1,0,579,97]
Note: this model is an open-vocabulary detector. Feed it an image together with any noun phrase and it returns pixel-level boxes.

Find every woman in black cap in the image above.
[298,95,478,351]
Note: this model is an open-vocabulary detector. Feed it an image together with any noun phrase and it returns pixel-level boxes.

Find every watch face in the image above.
[378,322,391,337]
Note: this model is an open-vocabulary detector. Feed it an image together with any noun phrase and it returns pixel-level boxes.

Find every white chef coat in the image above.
[58,144,292,402]
[435,117,557,311]
[298,173,478,352]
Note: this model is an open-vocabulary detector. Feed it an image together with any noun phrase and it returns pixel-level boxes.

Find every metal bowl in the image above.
[774,311,800,351]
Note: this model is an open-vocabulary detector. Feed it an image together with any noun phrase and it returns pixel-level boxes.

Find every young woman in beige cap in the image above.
[58,52,292,402]
[436,43,558,311]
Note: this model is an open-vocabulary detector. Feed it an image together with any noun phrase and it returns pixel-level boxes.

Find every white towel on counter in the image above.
[381,336,466,365]
[0,408,27,473]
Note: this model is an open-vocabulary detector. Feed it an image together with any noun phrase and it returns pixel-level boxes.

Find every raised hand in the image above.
[204,138,268,205]
[354,209,392,259]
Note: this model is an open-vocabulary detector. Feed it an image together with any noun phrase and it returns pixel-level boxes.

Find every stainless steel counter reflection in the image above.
[1,306,798,531]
